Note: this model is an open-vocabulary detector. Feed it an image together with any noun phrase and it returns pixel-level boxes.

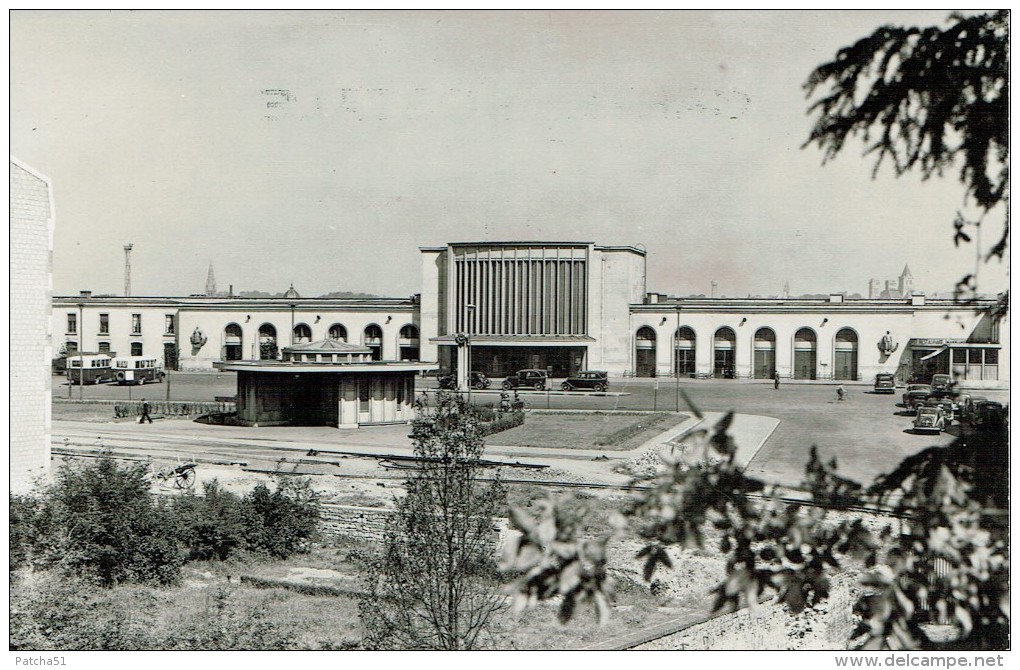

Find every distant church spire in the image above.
[899,264,913,296]
[205,262,217,296]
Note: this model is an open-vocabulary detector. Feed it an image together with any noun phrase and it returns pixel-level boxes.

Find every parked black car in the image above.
[962,398,1005,426]
[561,370,609,392]
[501,369,548,391]
[901,384,933,409]
[930,373,955,398]
[873,372,896,394]
[438,371,490,390]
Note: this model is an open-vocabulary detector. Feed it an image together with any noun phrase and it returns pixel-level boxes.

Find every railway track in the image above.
[51,436,907,518]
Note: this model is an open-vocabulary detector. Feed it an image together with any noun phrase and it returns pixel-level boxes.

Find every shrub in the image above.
[241,478,321,559]
[41,457,183,586]
[10,494,51,573]
[171,480,246,561]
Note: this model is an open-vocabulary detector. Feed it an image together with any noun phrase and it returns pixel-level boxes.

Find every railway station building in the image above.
[52,240,1009,390]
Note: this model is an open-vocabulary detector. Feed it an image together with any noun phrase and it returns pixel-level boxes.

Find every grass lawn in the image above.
[51,400,121,422]
[490,412,689,450]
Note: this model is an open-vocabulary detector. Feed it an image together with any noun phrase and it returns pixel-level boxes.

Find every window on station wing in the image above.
[99,313,109,334]
[165,314,175,335]
[131,314,142,335]
[67,313,77,334]
[131,342,143,356]
[328,323,347,342]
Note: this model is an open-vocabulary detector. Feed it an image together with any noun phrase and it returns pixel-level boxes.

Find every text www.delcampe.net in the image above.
[835,655,1005,668]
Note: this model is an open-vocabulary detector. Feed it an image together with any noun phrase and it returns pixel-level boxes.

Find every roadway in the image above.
[52,372,1005,488]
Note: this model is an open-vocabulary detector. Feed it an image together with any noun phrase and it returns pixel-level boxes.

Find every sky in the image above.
[10,10,1009,299]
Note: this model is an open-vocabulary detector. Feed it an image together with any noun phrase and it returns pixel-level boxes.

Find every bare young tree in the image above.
[359,391,506,650]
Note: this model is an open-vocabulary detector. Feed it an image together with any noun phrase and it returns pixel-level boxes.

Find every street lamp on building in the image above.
[464,304,476,399]
[77,302,85,401]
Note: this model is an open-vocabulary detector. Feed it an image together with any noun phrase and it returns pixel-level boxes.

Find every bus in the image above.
[113,357,166,385]
[66,353,114,385]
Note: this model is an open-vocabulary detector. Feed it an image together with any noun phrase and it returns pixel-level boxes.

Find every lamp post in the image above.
[465,304,476,402]
[77,303,85,401]
[289,304,296,347]
[675,304,681,413]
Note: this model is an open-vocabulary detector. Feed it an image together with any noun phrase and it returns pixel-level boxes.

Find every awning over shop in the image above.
[920,347,949,361]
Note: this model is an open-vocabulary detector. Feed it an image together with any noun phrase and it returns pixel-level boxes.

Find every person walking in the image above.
[773,372,780,390]
[140,398,153,424]
[836,385,846,402]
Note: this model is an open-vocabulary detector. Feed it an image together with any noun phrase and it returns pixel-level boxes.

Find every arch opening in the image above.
[258,323,278,360]
[834,328,859,380]
[224,323,243,361]
[713,327,736,379]
[635,326,657,377]
[794,328,817,380]
[673,326,696,377]
[753,327,776,379]
[364,324,383,361]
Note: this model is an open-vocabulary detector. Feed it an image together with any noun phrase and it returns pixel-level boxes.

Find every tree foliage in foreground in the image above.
[503,400,1008,650]
[359,391,506,650]
[804,10,1008,315]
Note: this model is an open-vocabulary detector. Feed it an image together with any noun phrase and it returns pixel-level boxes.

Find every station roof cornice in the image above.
[53,296,418,310]
[446,241,594,247]
[630,298,996,313]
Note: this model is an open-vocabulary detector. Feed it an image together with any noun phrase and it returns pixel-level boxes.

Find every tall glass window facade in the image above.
[452,245,588,335]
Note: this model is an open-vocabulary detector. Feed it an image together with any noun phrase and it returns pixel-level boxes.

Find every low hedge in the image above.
[114,401,235,419]
[478,410,525,437]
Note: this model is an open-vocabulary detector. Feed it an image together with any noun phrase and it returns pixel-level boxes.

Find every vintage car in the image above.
[501,369,548,391]
[901,384,933,409]
[873,372,896,394]
[438,371,490,390]
[930,373,955,398]
[962,398,1005,426]
[560,370,609,392]
[913,406,947,434]
[921,395,955,413]
[957,395,988,422]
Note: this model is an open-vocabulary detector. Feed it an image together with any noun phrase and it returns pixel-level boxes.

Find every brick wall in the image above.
[10,160,54,493]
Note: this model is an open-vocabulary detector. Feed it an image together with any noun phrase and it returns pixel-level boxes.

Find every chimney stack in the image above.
[123,244,134,296]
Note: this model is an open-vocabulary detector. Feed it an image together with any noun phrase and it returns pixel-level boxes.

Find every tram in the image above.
[113,356,166,385]
[66,353,114,385]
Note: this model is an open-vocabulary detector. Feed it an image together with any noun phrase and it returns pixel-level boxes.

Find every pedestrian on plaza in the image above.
[773,371,780,390]
[836,385,846,402]
[140,398,153,424]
